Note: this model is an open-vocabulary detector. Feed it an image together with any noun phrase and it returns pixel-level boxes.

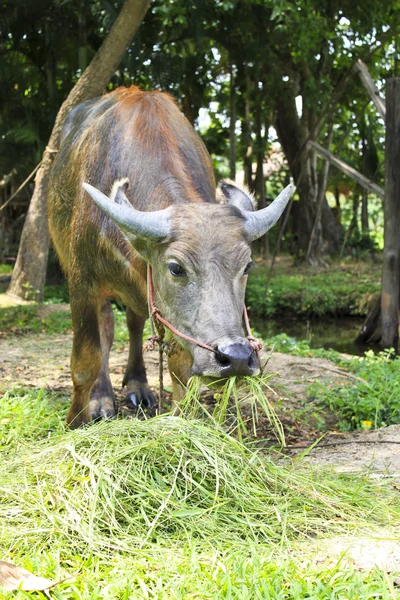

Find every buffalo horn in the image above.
[83,182,172,240]
[243,183,295,241]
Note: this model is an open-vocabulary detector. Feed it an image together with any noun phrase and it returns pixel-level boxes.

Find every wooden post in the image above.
[381,78,400,351]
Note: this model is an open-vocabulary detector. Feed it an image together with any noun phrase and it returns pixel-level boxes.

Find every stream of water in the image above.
[252,316,367,356]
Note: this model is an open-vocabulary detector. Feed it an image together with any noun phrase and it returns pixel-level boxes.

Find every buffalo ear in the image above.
[110,178,131,207]
[219,182,255,212]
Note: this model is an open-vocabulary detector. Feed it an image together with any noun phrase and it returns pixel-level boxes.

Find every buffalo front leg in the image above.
[123,308,157,412]
[67,296,115,428]
[89,299,116,421]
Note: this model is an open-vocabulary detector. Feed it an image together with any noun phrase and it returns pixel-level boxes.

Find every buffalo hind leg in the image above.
[89,299,116,421]
[123,308,157,412]
[67,296,115,428]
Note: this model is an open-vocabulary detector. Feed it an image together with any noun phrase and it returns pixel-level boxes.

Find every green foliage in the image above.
[309,349,400,431]
[264,333,400,431]
[43,282,69,303]
[246,264,380,318]
[0,388,399,598]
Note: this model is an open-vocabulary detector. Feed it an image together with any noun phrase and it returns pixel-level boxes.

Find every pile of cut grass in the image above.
[1,389,399,598]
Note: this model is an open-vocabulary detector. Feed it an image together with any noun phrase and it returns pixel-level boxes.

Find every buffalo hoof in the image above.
[90,396,116,421]
[123,381,158,415]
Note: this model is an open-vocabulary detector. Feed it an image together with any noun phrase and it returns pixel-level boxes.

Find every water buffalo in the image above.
[48,86,293,427]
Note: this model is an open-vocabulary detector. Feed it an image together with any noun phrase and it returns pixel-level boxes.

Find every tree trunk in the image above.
[338,191,359,260]
[242,67,253,188]
[254,104,267,208]
[381,78,400,351]
[229,61,236,180]
[306,126,333,263]
[45,19,57,118]
[274,86,326,262]
[78,0,89,72]
[361,188,369,233]
[255,103,269,257]
[356,79,400,349]
[8,0,150,302]
[333,185,341,224]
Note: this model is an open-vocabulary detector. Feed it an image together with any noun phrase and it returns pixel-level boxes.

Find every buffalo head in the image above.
[83,180,294,379]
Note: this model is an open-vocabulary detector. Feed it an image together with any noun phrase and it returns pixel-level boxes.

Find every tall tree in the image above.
[381,78,400,351]
[7,0,150,301]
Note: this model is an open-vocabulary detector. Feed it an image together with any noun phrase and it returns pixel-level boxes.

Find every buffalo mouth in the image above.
[192,341,259,380]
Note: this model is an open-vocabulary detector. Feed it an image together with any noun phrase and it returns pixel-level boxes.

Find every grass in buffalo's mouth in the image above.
[1,388,399,598]
[181,373,285,445]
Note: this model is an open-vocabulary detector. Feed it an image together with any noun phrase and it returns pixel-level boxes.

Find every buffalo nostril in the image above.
[215,352,231,367]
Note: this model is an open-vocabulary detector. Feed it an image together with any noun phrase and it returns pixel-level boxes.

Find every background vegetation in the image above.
[1,0,397,265]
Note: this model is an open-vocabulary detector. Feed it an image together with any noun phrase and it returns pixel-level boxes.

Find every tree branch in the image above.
[308,141,384,198]
[354,59,386,120]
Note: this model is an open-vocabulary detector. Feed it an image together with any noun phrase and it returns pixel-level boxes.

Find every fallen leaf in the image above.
[0,560,55,592]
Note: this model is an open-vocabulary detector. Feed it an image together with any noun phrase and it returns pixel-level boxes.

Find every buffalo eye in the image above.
[243,261,253,275]
[168,262,186,277]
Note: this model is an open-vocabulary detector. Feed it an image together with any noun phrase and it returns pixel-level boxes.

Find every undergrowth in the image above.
[0,302,137,341]
[1,388,399,598]
[0,305,72,336]
[0,263,12,274]
[247,264,380,318]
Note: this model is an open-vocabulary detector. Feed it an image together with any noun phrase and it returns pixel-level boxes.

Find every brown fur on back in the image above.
[48,86,216,305]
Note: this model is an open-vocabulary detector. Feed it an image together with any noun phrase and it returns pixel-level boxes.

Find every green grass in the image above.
[0,304,72,336]
[180,374,285,445]
[0,388,399,598]
[0,263,12,274]
[0,301,137,341]
[308,349,400,431]
[247,262,381,318]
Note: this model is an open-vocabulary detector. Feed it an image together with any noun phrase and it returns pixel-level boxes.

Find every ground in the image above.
[1,295,400,592]
[1,301,399,475]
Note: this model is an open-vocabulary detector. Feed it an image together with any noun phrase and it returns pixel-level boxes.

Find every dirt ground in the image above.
[1,316,400,476]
